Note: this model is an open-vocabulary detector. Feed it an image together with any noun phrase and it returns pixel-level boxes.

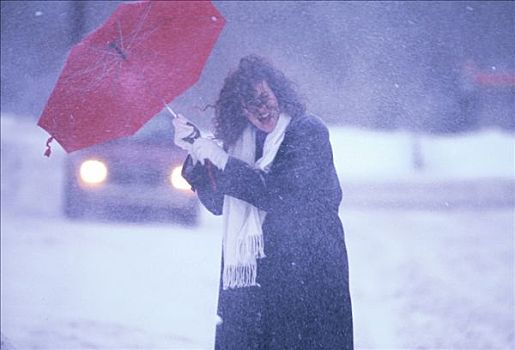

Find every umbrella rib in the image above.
[66,57,114,93]
[80,61,108,93]
[126,26,162,53]
[62,61,104,86]
[126,1,153,51]
[117,20,124,52]
[86,45,120,59]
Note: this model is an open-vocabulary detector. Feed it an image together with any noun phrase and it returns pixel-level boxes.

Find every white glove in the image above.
[192,137,229,170]
[172,114,196,152]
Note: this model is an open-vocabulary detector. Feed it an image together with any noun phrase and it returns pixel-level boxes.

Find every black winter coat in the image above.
[182,113,353,349]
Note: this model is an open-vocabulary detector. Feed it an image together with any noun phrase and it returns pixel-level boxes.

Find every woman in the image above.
[173,55,353,349]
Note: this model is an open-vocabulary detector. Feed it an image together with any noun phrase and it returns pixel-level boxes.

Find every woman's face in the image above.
[243,80,280,133]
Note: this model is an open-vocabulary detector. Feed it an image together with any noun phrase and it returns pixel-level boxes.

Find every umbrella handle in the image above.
[176,119,217,191]
[182,122,201,144]
[165,103,200,144]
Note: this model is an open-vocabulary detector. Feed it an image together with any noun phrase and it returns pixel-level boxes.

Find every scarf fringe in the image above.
[223,234,265,290]
[223,263,259,289]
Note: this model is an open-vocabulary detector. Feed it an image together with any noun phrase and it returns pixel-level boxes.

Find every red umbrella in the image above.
[38,0,224,155]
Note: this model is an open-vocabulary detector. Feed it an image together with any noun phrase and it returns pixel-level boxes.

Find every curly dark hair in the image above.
[214,55,306,147]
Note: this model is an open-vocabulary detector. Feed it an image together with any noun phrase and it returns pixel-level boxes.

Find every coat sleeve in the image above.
[181,155,224,215]
[218,118,339,214]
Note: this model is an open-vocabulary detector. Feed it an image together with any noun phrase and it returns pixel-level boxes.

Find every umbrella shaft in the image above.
[164,104,177,118]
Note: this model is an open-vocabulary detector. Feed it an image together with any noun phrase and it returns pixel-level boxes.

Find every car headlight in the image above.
[79,159,108,185]
[170,166,191,191]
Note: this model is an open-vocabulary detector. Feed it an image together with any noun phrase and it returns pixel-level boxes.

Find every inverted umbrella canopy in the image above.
[38,0,225,154]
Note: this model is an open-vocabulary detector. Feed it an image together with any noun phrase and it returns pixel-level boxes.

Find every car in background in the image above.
[63,112,199,225]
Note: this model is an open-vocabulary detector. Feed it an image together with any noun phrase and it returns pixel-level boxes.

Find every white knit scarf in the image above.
[222,113,291,289]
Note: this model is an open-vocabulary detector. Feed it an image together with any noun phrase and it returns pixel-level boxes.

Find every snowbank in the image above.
[329,126,514,181]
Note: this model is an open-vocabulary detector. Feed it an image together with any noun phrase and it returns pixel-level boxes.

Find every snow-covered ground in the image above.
[1,114,514,349]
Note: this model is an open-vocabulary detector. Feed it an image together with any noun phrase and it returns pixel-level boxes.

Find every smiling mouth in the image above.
[257,113,270,121]
[257,112,275,122]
